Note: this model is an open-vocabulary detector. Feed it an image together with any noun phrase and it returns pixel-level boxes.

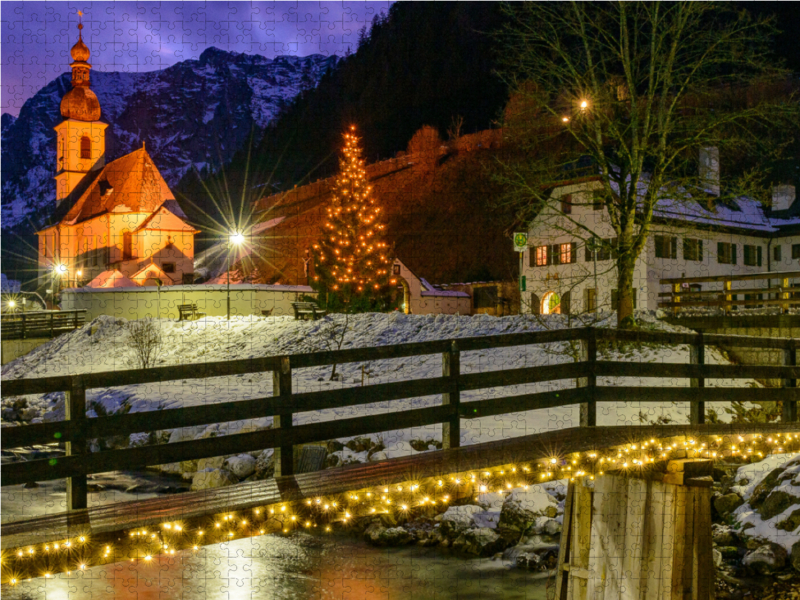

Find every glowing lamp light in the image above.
[229,232,245,246]
[55,264,68,275]
[562,116,569,122]
[580,100,589,109]
[8,300,15,308]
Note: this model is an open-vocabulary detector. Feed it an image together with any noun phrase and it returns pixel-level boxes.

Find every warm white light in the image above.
[562,116,569,122]
[55,264,68,275]
[580,100,588,109]
[229,232,245,246]
[8,300,15,308]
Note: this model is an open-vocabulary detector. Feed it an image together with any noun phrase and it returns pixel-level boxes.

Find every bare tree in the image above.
[305,313,352,381]
[496,2,797,328]
[126,318,164,369]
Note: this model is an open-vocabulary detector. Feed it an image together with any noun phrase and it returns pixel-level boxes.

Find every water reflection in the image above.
[2,532,550,600]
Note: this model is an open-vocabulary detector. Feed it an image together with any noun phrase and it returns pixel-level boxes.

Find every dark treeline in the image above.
[177,2,511,234]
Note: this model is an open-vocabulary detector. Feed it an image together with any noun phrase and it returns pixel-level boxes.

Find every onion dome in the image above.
[71,29,91,63]
[60,86,101,121]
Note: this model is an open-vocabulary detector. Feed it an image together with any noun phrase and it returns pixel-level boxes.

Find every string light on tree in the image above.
[312,125,395,306]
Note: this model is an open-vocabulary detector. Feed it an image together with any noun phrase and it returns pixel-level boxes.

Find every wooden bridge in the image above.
[1,327,798,570]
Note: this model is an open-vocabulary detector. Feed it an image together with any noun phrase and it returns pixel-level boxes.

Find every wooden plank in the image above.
[579,329,597,427]
[621,477,647,599]
[571,479,594,600]
[690,335,705,425]
[586,476,610,600]
[682,487,696,599]
[555,483,576,600]
[459,361,587,391]
[660,269,800,284]
[594,387,799,404]
[671,485,688,599]
[460,387,588,419]
[659,298,800,309]
[1,376,454,449]
[693,487,713,600]
[594,361,800,381]
[273,356,293,478]
[65,377,87,511]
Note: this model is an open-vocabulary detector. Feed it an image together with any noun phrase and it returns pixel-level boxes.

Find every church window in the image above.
[80,136,91,159]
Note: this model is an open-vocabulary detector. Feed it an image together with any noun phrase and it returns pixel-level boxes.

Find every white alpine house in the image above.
[522,148,800,315]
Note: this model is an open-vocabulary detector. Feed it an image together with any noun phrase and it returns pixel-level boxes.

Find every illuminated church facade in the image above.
[37,21,198,289]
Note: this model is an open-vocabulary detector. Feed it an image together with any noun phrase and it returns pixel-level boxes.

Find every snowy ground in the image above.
[2,311,758,459]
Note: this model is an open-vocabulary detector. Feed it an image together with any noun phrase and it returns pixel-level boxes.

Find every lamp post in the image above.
[227,231,245,320]
[54,263,68,308]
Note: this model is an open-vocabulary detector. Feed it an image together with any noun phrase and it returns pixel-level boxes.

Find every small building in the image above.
[522,148,800,315]
[392,259,471,315]
[36,23,198,291]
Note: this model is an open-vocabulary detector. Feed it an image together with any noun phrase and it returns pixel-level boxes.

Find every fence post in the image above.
[783,344,797,423]
[273,356,294,477]
[690,332,705,425]
[65,376,88,510]
[21,313,26,340]
[724,280,732,315]
[782,276,790,314]
[442,340,461,449]
[579,328,597,427]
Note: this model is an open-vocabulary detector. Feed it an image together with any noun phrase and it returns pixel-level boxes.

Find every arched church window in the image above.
[80,136,91,159]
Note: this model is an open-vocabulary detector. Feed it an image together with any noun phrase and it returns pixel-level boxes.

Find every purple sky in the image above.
[2,1,391,116]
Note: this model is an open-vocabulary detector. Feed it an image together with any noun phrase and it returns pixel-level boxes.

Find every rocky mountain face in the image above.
[1,47,337,234]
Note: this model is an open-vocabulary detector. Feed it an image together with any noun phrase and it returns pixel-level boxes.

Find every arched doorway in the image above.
[397,278,411,314]
[541,291,561,315]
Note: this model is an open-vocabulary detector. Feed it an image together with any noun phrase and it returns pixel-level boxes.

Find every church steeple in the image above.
[54,12,107,204]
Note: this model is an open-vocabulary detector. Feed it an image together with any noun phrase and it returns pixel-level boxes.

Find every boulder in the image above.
[190,468,238,491]
[742,542,788,575]
[718,546,740,559]
[759,490,798,521]
[223,454,256,479]
[713,549,723,568]
[778,508,800,532]
[363,522,412,546]
[453,527,506,556]
[750,468,787,509]
[368,451,388,462]
[712,525,738,547]
[345,437,372,453]
[254,449,274,479]
[714,493,744,517]
[326,440,345,453]
[498,487,559,542]
[791,541,800,573]
[440,505,483,538]
[409,439,429,452]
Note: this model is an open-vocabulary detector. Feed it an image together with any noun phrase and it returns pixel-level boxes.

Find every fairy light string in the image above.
[2,431,797,584]
[312,125,395,298]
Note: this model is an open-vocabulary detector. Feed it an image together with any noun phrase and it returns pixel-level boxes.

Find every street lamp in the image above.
[227,231,245,320]
[53,264,68,307]
[74,269,83,288]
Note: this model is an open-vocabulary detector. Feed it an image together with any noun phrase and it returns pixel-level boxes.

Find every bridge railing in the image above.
[659,270,800,314]
[1,327,797,511]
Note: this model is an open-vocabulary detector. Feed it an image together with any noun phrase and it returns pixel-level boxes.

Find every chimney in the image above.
[699,147,720,197]
[772,184,796,212]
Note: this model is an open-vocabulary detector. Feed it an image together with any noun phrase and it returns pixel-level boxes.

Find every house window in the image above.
[559,242,576,264]
[561,194,572,214]
[684,238,703,262]
[162,262,176,274]
[122,232,133,260]
[774,246,782,262]
[743,245,762,267]
[718,242,737,265]
[655,236,677,259]
[792,244,800,260]
[592,190,604,210]
[541,291,561,314]
[533,245,548,267]
[596,238,617,261]
[80,136,91,159]
[585,288,597,313]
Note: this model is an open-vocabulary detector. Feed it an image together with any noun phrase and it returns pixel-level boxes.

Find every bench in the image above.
[178,304,205,321]
[292,302,326,320]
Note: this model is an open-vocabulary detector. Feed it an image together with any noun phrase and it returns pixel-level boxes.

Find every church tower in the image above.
[54,14,108,204]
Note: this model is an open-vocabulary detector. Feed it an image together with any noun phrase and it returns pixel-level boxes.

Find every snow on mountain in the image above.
[1,47,337,233]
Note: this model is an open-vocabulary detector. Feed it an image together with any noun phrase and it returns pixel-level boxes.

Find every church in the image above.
[36,22,198,289]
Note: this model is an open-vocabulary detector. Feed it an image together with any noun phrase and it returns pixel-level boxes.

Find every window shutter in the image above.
[717,242,724,263]
[529,248,535,268]
[550,245,559,265]
[570,242,577,263]
[731,244,737,265]
[531,293,540,315]
[757,246,762,267]
[585,243,593,262]
[671,237,677,259]
[698,240,703,261]
[561,291,571,315]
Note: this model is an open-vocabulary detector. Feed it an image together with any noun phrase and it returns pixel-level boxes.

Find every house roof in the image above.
[57,147,176,226]
[86,269,138,288]
[130,262,174,285]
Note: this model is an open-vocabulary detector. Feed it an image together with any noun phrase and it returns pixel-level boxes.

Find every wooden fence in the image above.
[660,270,800,314]
[1,310,86,339]
[1,327,797,512]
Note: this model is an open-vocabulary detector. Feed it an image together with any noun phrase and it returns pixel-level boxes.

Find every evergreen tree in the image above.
[312,126,394,310]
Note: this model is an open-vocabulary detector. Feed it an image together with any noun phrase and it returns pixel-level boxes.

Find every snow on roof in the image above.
[86,269,139,288]
[652,195,795,233]
[418,277,470,298]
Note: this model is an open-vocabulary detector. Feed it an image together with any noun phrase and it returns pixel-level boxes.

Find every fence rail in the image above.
[1,327,797,511]
[660,270,800,314]
[0,310,86,339]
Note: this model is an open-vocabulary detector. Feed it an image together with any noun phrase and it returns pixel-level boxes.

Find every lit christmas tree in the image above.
[312,126,395,309]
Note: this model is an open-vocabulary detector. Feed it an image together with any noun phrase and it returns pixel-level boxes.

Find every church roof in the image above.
[58,147,176,225]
